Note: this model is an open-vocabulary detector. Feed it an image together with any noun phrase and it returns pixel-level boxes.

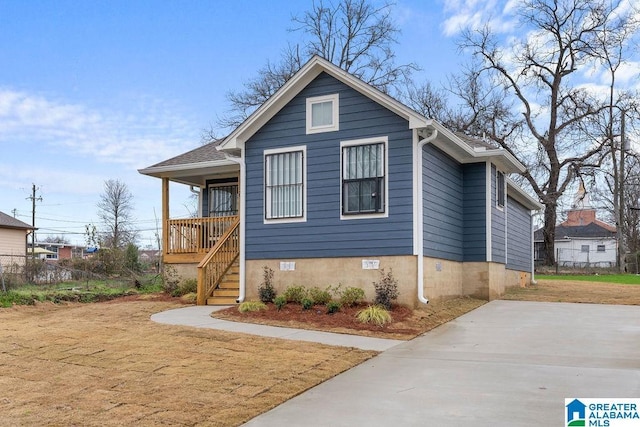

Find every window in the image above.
[581,245,590,253]
[341,138,387,216]
[264,147,305,221]
[306,94,339,134]
[497,170,505,208]
[209,184,238,217]
[597,245,606,252]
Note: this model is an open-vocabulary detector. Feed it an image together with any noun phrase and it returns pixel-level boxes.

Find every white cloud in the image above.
[441,0,517,36]
[0,88,199,169]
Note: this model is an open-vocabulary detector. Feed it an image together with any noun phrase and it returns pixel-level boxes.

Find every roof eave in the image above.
[138,159,237,178]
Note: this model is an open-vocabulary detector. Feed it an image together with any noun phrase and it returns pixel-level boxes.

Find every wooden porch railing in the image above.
[165,216,238,255]
[196,217,240,305]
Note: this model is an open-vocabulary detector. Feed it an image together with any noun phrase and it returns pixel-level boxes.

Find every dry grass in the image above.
[502,279,640,305]
[0,298,376,426]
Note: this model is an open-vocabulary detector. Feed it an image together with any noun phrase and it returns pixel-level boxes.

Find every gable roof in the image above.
[0,211,34,230]
[217,55,526,175]
[534,222,616,241]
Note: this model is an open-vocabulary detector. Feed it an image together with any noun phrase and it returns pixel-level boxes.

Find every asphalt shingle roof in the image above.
[534,222,616,241]
[0,211,34,230]
[146,140,226,169]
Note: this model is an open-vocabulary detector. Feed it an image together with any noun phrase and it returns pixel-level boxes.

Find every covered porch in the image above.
[138,142,242,305]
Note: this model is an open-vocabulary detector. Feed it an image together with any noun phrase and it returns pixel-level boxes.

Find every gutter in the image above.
[223,152,247,303]
[415,128,439,304]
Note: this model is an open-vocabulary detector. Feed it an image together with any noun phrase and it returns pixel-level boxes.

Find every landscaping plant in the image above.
[258,266,276,303]
[273,295,287,311]
[339,286,365,307]
[308,286,332,305]
[301,297,314,310]
[282,285,307,303]
[372,269,399,309]
[326,301,341,314]
[238,301,267,313]
[356,305,393,326]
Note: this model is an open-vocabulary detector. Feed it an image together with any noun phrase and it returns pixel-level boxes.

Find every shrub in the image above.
[373,269,399,310]
[180,293,197,304]
[308,286,332,305]
[258,266,276,303]
[238,301,267,313]
[283,285,307,303]
[326,301,341,314]
[162,265,180,295]
[339,286,365,307]
[172,278,197,297]
[301,297,314,310]
[273,295,287,311]
[356,305,393,326]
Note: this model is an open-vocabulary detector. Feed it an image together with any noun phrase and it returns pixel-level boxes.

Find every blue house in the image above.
[139,56,541,306]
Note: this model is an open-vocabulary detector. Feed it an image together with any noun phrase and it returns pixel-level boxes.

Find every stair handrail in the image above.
[196,217,240,305]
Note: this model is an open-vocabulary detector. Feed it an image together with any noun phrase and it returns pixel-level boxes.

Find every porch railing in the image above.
[197,217,240,305]
[165,216,238,255]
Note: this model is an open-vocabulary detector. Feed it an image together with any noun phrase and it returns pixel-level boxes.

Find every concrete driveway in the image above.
[244,300,640,426]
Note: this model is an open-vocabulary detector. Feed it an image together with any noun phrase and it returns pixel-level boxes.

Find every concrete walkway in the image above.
[151,305,404,352]
[241,300,640,427]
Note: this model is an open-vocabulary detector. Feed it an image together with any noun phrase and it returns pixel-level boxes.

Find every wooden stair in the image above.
[206,260,239,305]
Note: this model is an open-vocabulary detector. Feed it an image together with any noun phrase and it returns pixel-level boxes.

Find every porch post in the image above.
[162,178,169,256]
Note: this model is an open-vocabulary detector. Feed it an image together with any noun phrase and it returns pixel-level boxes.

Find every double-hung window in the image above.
[264,147,306,221]
[341,138,387,216]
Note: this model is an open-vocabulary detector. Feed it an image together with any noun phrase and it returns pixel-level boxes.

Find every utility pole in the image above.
[26,184,42,261]
[11,208,17,218]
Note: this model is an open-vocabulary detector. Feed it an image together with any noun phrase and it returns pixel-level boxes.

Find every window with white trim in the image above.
[341,140,386,215]
[265,148,305,220]
[306,94,339,134]
[497,170,505,208]
[597,245,606,252]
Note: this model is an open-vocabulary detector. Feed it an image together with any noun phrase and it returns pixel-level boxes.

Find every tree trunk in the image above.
[542,202,557,266]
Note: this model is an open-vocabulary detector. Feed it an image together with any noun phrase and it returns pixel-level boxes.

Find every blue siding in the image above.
[245,72,414,259]
[462,163,487,261]
[423,145,464,261]
[507,196,532,272]
[491,165,506,263]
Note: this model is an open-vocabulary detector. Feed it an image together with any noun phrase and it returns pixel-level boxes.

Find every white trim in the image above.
[339,136,389,220]
[263,145,307,224]
[222,151,246,303]
[496,169,505,210]
[412,129,420,255]
[306,94,339,134]
[486,161,492,262]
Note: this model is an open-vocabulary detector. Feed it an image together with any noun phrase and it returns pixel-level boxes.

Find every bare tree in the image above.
[97,179,137,249]
[42,235,70,244]
[457,0,638,265]
[219,0,417,129]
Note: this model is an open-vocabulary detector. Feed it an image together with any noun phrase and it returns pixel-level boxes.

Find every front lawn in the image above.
[536,274,640,285]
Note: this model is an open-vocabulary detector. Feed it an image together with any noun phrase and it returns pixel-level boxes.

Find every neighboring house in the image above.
[140,55,542,306]
[0,210,34,269]
[534,184,617,268]
[30,242,86,260]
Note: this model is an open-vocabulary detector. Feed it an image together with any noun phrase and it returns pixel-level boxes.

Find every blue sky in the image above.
[1,0,638,247]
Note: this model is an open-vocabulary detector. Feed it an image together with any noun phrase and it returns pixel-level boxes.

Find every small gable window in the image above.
[264,146,306,222]
[306,94,339,134]
[341,137,387,217]
[497,170,505,208]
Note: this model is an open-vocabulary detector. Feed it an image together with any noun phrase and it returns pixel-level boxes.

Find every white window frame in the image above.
[263,146,307,224]
[496,169,505,210]
[340,136,389,220]
[597,244,606,252]
[306,94,339,134]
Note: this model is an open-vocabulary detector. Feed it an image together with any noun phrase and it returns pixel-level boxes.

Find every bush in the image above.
[162,265,180,295]
[308,286,332,305]
[339,286,365,307]
[373,269,399,310]
[273,295,287,311]
[301,297,314,310]
[171,278,197,297]
[258,266,276,303]
[356,305,393,326]
[326,301,341,314]
[238,301,267,313]
[283,285,307,303]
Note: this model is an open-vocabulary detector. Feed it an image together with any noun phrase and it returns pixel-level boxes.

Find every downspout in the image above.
[224,151,246,303]
[416,128,438,304]
[530,211,537,285]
